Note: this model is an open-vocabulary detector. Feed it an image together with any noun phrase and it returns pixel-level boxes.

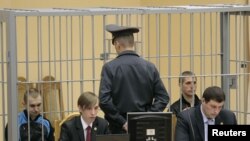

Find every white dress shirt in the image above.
[80,116,93,141]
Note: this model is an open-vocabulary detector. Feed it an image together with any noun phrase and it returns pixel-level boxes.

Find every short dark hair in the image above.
[179,71,196,84]
[114,34,134,47]
[77,91,98,108]
[202,86,225,103]
[23,88,41,103]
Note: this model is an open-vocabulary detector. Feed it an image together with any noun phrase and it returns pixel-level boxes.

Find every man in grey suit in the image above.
[59,91,110,141]
[175,86,237,141]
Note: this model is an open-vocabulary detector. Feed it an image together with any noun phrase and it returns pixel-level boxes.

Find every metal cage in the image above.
[0,4,250,141]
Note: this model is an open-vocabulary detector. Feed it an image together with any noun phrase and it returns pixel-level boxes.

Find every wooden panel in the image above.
[36,75,64,128]
[17,76,34,112]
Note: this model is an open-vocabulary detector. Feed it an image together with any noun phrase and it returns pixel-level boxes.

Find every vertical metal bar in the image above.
[147,14,150,61]
[126,14,130,26]
[180,13,182,73]
[37,16,42,89]
[238,12,243,123]
[167,13,172,108]
[220,12,230,109]
[199,13,203,95]
[103,15,107,63]
[37,16,40,82]
[235,13,239,118]
[140,14,144,57]
[190,13,195,106]
[202,13,206,92]
[179,13,183,109]
[48,16,51,87]
[40,16,44,89]
[47,15,52,118]
[52,15,56,118]
[59,15,63,118]
[190,13,194,72]
[121,14,124,26]
[59,16,62,88]
[242,12,250,125]
[70,16,73,111]
[135,14,138,52]
[24,16,32,141]
[79,15,83,94]
[1,19,7,141]
[209,13,213,84]
[7,11,18,141]
[215,13,219,86]
[65,15,71,114]
[67,16,73,113]
[156,14,159,69]
[37,15,45,140]
[91,15,96,93]
[53,16,56,79]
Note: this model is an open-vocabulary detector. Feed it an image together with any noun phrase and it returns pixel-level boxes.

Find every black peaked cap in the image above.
[105,24,139,44]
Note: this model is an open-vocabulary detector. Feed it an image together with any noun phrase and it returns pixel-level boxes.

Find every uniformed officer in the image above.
[99,24,169,134]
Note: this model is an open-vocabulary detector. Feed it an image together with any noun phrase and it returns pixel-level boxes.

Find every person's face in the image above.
[79,102,99,124]
[181,76,197,96]
[202,99,224,119]
[24,95,42,120]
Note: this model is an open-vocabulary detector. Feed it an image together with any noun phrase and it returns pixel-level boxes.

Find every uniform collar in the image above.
[117,50,139,58]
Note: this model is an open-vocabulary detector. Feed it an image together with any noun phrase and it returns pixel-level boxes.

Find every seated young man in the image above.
[170,71,201,116]
[5,88,55,141]
[59,91,110,141]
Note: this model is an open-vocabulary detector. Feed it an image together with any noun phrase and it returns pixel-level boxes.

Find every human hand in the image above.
[123,122,128,132]
[183,107,190,111]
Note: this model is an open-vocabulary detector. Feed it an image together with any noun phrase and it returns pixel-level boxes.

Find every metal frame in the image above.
[0,4,250,141]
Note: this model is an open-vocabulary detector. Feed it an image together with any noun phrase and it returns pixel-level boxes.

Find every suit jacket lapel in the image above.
[75,116,85,141]
[215,114,224,125]
[91,118,98,139]
[195,105,205,141]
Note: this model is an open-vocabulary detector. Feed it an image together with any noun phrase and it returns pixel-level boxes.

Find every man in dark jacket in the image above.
[99,24,169,134]
[5,88,54,141]
[170,71,201,116]
[59,91,110,141]
[175,86,237,141]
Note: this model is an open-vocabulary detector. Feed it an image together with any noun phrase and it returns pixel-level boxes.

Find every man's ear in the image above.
[78,105,81,110]
[201,97,205,103]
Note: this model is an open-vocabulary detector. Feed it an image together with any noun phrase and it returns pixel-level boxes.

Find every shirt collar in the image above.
[80,116,93,129]
[200,105,214,124]
[117,50,139,57]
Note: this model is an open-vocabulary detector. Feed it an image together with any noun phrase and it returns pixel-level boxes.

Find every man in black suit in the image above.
[59,91,110,141]
[175,86,237,141]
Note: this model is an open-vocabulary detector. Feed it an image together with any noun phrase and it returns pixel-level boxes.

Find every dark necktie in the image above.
[86,126,91,141]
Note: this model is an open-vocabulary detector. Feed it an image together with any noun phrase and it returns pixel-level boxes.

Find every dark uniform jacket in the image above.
[59,116,110,141]
[175,104,237,141]
[170,94,201,116]
[99,50,169,133]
